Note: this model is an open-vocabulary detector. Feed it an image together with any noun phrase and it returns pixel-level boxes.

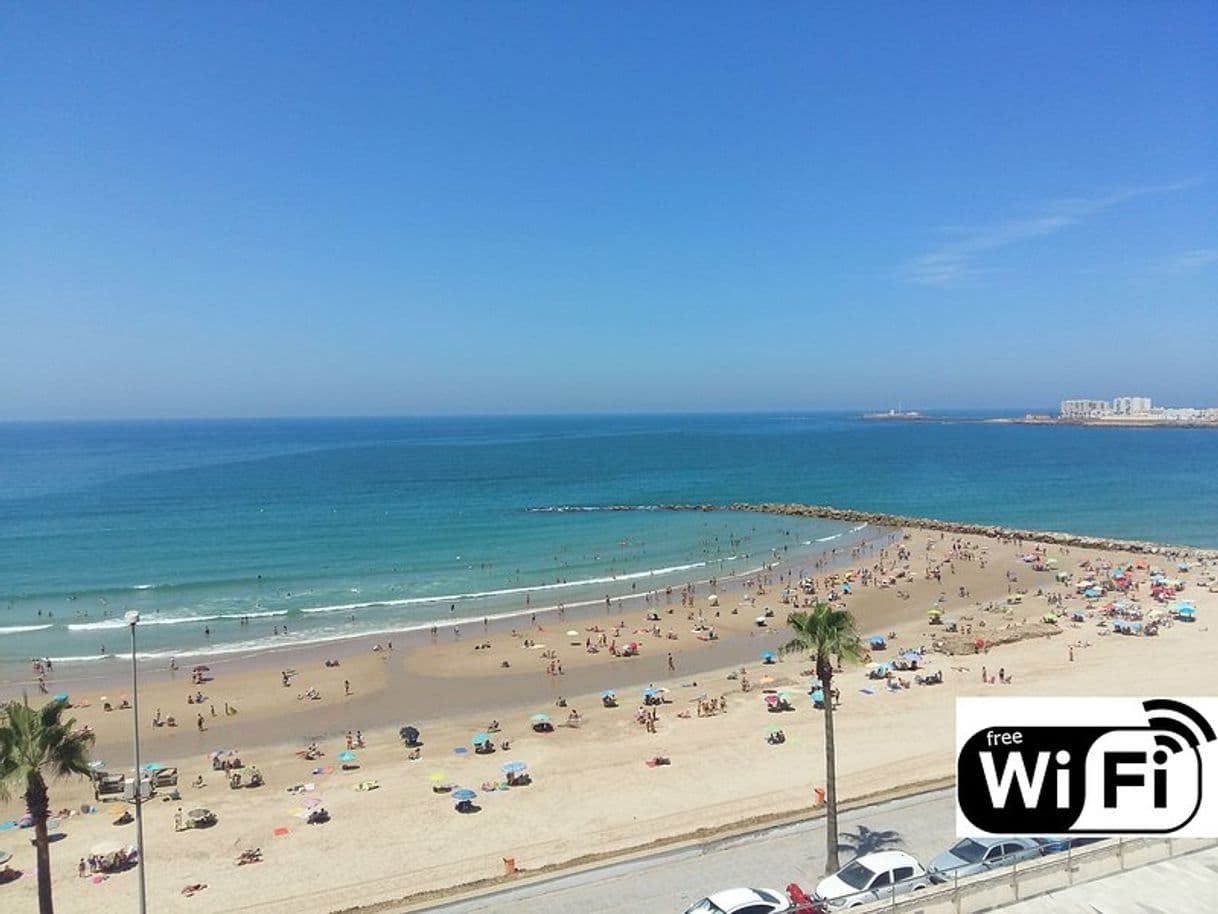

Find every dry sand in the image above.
[2,529,1215,913]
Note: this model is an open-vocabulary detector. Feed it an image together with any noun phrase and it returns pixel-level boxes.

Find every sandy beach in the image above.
[3,527,1216,913]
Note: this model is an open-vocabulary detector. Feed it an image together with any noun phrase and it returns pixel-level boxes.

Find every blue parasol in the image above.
[530,713,550,723]
[501,761,527,774]
[337,751,357,762]
[472,732,491,745]
[451,788,477,801]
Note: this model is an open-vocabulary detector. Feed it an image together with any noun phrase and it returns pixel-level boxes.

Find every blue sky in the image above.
[2,3,1215,418]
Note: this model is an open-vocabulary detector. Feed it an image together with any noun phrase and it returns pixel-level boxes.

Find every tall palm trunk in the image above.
[819,651,841,874]
[27,772,54,914]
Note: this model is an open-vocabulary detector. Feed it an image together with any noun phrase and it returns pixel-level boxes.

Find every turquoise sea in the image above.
[2,412,1216,666]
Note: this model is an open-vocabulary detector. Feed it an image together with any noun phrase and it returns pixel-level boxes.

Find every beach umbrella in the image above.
[566,630,579,637]
[764,694,779,704]
[88,760,107,771]
[599,689,616,698]
[642,688,658,698]
[400,725,420,744]
[0,849,10,865]
[90,841,124,858]
[142,762,164,772]
[760,650,775,662]
[812,689,825,705]
[501,761,527,774]
[471,732,491,745]
[926,608,942,618]
[451,788,477,801]
[530,713,550,723]
[52,693,69,702]
[192,665,210,672]
[766,725,782,735]
[337,751,356,762]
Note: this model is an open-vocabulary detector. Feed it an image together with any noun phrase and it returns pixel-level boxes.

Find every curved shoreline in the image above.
[565,502,1218,557]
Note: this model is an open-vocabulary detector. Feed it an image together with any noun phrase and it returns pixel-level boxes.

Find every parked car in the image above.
[1036,836,1105,855]
[683,887,794,914]
[813,851,929,908]
[927,837,1044,882]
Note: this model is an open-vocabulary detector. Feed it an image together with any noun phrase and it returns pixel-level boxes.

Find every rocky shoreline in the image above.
[590,503,1217,559]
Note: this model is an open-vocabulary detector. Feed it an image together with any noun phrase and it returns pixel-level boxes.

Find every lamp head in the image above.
[124,610,141,626]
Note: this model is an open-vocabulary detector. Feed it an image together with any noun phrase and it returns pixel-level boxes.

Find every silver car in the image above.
[927,837,1043,882]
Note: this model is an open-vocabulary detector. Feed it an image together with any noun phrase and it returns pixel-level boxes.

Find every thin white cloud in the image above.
[1169,248,1218,272]
[905,182,1192,286]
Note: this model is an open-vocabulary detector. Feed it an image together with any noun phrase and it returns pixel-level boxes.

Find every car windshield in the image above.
[836,861,877,890]
[950,839,988,863]
[683,900,726,914]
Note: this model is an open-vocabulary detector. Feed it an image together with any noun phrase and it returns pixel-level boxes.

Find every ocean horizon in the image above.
[3,411,1216,666]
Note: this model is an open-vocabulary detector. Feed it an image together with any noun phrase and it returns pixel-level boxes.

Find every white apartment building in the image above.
[1113,396,1153,415]
[1060,399,1112,418]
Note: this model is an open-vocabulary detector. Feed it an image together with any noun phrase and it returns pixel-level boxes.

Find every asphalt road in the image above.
[414,787,958,914]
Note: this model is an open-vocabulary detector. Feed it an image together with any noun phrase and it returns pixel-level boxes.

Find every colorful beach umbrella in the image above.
[599,689,616,698]
[530,713,550,723]
[337,751,356,762]
[142,762,164,772]
[501,761,527,774]
[451,788,477,801]
[53,693,69,702]
[471,732,491,745]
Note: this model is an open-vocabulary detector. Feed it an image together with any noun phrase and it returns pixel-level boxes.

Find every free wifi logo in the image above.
[956,698,1218,837]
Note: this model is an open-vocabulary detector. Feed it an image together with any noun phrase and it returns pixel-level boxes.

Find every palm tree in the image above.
[0,697,95,914]
[837,824,903,859]
[780,602,863,874]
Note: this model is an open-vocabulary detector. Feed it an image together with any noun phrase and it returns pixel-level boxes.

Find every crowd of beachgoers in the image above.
[2,525,1214,913]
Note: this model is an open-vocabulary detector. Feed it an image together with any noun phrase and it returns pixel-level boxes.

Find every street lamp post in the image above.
[125,610,148,914]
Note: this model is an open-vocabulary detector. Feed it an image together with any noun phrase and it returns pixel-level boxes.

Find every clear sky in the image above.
[2,3,1215,418]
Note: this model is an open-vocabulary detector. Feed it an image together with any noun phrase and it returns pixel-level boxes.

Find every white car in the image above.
[813,851,929,908]
[683,886,794,914]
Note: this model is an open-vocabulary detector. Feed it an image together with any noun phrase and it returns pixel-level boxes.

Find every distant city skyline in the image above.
[2,4,1215,420]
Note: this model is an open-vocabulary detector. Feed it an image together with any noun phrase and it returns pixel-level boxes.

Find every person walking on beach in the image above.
[196,713,205,732]
[344,679,351,696]
[174,807,184,832]
[667,652,675,672]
